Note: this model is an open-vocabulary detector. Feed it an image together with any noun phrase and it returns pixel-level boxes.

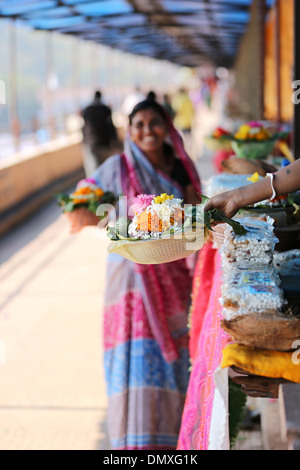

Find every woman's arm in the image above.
[204,159,300,218]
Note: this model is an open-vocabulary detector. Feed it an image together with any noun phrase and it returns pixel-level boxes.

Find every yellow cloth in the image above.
[221,342,300,383]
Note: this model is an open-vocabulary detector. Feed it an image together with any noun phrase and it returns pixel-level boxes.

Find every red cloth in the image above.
[213,150,233,173]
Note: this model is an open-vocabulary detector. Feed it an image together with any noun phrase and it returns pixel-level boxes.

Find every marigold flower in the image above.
[75,187,92,195]
[234,124,250,140]
[73,198,88,204]
[95,188,104,197]
[235,122,271,141]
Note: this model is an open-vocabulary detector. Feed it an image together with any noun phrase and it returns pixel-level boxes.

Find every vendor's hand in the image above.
[204,189,241,220]
[230,366,289,399]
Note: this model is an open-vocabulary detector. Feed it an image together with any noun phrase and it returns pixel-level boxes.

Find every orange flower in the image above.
[73,187,93,195]
[73,198,88,204]
[95,188,104,198]
[136,208,184,233]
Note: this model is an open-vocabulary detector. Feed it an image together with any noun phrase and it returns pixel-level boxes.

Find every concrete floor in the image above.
[0,200,110,450]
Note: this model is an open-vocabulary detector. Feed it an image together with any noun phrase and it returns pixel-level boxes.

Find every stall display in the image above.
[230,121,284,159]
[221,156,277,176]
[205,121,286,160]
[204,127,233,152]
[273,249,300,275]
[178,146,300,450]
[221,269,284,318]
[204,173,259,198]
[218,217,297,350]
[220,223,278,266]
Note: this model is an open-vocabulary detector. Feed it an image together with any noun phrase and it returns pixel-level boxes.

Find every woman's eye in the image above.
[151,119,162,126]
[135,122,143,129]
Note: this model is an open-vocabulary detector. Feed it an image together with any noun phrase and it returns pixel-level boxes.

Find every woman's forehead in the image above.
[130,108,164,122]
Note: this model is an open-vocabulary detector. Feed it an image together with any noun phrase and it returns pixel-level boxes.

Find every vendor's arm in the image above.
[204,158,300,218]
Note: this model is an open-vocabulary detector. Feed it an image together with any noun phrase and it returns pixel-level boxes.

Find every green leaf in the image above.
[211,209,247,235]
[55,193,71,205]
[63,201,75,212]
[100,191,117,204]
[106,226,119,240]
[203,211,213,231]
[197,194,210,204]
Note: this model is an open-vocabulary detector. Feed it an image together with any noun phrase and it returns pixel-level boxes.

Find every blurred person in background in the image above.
[172,88,195,138]
[172,88,195,159]
[81,90,118,176]
[162,93,175,120]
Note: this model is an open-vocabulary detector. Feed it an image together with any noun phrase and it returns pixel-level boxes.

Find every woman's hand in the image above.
[66,208,100,233]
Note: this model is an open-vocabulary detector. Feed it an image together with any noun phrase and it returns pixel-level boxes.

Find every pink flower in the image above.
[76,178,98,190]
[131,194,155,214]
[248,121,262,128]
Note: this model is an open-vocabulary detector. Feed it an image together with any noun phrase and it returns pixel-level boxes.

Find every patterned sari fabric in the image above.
[177,245,230,450]
[93,134,201,450]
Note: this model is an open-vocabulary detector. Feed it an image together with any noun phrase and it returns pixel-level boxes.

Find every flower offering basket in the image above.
[231,140,276,160]
[204,136,233,152]
[107,228,207,264]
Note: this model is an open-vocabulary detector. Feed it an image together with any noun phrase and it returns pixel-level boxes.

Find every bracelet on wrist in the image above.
[266,173,276,200]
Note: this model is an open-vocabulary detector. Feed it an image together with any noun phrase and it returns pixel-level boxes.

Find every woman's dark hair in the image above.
[128,99,169,125]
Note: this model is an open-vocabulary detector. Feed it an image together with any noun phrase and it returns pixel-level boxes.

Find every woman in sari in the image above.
[91,99,201,450]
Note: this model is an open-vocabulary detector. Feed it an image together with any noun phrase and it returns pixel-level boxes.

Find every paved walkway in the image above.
[0,200,110,450]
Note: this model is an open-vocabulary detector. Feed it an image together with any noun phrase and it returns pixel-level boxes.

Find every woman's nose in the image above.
[143,123,153,133]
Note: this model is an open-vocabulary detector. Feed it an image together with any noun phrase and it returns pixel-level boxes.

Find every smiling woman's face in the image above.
[129,108,168,155]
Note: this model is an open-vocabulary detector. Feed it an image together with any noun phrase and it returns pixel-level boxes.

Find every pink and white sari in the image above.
[93,130,201,450]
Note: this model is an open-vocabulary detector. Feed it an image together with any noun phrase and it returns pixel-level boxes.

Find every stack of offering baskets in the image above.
[230,121,285,159]
[106,193,246,264]
[204,127,233,152]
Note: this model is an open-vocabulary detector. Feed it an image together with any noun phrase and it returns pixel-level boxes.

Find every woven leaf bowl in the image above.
[107,228,207,264]
[231,140,275,159]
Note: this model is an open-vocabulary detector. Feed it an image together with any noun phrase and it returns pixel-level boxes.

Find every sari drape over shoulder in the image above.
[93,136,201,450]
